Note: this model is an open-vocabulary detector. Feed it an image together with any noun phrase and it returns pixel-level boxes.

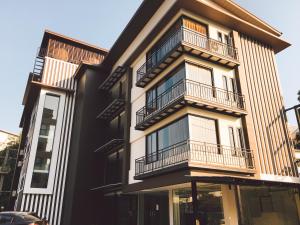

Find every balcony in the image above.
[97,98,125,120]
[135,79,246,130]
[135,140,255,179]
[98,66,127,91]
[94,131,124,154]
[136,27,239,87]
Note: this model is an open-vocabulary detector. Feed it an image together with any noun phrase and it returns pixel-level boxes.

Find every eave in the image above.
[177,0,290,53]
[102,0,290,72]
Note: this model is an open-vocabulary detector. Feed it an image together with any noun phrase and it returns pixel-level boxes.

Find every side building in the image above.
[15,30,107,225]
[0,130,19,211]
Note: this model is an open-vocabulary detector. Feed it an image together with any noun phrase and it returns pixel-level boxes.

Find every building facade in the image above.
[89,0,300,225]
[16,1,300,225]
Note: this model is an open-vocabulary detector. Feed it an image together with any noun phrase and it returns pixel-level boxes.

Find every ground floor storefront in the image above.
[97,182,300,225]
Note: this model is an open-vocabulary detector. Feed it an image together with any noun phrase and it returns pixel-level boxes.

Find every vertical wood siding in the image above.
[19,57,77,225]
[239,34,297,177]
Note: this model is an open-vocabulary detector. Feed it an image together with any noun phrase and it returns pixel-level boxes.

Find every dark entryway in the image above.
[100,194,138,225]
[144,192,169,225]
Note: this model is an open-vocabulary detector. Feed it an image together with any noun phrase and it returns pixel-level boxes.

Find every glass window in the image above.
[156,66,185,96]
[146,89,157,114]
[195,184,224,225]
[240,186,300,225]
[182,18,207,36]
[146,133,157,163]
[173,184,224,225]
[146,117,189,162]
[236,128,245,149]
[146,65,185,113]
[158,117,189,150]
[217,32,223,42]
[185,63,212,86]
[189,116,218,145]
[31,94,60,188]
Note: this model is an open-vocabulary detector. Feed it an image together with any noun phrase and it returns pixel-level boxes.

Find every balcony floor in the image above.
[135,140,255,180]
[136,42,239,88]
[135,94,247,131]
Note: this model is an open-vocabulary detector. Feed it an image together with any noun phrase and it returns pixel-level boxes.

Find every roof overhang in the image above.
[212,0,282,36]
[102,0,290,72]
[178,0,290,53]
[40,30,109,55]
[189,175,300,188]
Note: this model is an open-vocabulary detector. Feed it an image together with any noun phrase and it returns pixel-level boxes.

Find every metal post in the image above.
[234,185,244,225]
[191,181,198,225]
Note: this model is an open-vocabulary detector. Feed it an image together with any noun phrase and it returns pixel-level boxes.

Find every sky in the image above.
[0,0,299,134]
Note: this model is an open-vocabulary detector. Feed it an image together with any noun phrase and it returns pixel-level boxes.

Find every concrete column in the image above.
[222,184,239,225]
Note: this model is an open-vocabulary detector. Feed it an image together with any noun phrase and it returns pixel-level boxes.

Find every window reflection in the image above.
[173,184,224,225]
[31,94,60,188]
[240,186,300,225]
[146,117,189,163]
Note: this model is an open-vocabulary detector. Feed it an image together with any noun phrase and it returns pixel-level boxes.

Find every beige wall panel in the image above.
[238,33,298,179]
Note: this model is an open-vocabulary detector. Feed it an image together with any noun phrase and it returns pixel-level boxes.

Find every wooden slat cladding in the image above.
[237,33,297,177]
[45,39,105,65]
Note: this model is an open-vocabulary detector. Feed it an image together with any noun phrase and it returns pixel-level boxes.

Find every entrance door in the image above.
[144,192,169,225]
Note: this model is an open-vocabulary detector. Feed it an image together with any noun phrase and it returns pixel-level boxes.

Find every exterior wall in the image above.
[234,33,299,180]
[17,57,77,225]
[41,56,77,90]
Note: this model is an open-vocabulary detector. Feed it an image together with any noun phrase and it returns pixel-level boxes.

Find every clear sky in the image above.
[0,0,299,134]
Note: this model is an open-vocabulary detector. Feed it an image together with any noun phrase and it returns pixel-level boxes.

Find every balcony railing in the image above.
[136,79,245,127]
[136,27,238,86]
[135,140,255,177]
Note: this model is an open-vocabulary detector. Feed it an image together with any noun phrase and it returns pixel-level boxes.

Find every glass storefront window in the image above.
[31,94,60,188]
[240,186,300,225]
[173,188,194,225]
[173,184,224,225]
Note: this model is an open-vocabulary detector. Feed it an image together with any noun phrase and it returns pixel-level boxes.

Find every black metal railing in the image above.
[135,140,255,176]
[136,79,245,126]
[136,26,238,85]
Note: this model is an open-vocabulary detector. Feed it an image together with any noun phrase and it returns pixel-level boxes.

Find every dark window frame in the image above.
[145,115,189,164]
[146,15,210,70]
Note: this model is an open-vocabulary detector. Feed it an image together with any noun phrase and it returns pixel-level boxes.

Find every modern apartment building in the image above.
[89,0,300,225]
[16,0,300,225]
[15,31,107,225]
